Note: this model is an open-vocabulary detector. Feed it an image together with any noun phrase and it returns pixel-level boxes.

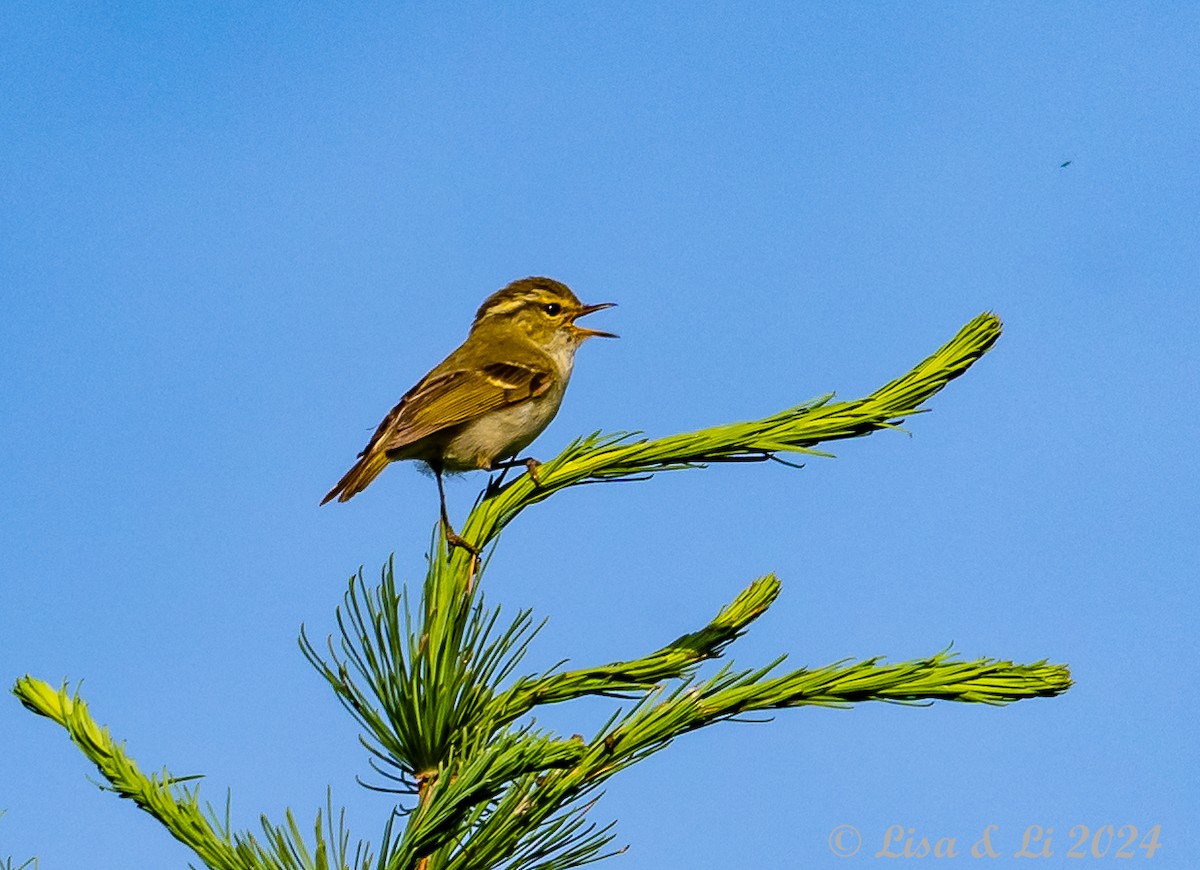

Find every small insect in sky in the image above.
[1060,160,1072,168]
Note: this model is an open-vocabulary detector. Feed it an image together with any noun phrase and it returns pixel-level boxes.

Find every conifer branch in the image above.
[490,575,781,724]
[391,653,1069,870]
[599,651,1072,762]
[11,677,372,870]
[457,311,1003,556]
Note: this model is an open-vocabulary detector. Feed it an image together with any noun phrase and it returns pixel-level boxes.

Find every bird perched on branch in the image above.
[322,276,617,554]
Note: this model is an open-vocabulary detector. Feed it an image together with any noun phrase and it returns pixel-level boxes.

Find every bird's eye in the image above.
[543,303,561,316]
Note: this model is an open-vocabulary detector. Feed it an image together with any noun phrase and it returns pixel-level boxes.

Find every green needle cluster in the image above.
[12,311,1071,870]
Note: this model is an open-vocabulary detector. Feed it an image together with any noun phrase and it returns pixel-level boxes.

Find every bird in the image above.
[322,276,616,554]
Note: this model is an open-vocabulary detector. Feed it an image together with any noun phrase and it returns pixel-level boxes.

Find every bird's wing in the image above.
[367,360,554,456]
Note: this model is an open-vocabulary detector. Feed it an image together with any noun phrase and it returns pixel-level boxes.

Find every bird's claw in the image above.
[444,528,480,560]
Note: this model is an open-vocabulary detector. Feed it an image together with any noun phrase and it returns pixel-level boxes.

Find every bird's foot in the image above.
[445,527,481,590]
[488,456,544,487]
[445,530,482,593]
[444,527,480,560]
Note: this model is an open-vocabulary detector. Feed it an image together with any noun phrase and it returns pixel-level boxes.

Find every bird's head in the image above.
[473,277,617,346]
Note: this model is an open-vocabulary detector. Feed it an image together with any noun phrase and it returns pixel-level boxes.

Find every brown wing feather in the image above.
[379,361,551,453]
[321,358,551,504]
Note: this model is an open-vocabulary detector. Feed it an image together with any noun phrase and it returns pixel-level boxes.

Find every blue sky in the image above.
[2,4,1197,867]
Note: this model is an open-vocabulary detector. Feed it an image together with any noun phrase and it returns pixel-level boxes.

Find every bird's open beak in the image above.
[572,302,618,339]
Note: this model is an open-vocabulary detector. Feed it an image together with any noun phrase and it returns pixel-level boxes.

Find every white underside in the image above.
[441,352,573,469]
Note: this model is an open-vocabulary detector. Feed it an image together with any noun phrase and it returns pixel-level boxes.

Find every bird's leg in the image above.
[435,468,480,560]
[488,460,512,491]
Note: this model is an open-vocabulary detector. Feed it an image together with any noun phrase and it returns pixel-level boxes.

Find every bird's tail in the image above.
[321,450,391,505]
